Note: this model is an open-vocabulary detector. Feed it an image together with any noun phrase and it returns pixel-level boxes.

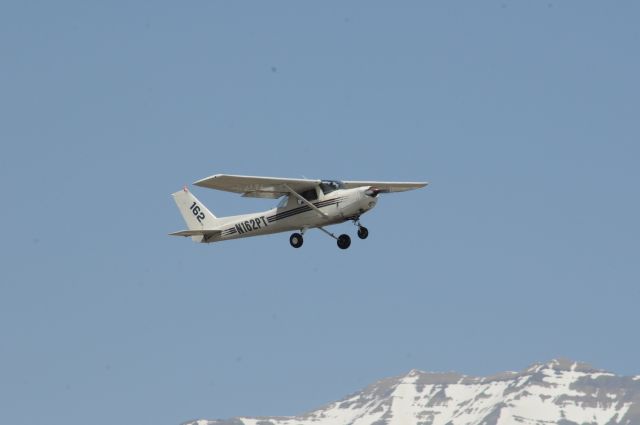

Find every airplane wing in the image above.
[342,181,429,193]
[193,174,428,196]
[193,174,320,198]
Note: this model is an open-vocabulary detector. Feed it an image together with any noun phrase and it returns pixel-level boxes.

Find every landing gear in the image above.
[289,232,303,248]
[317,227,351,250]
[353,218,369,240]
[297,223,364,249]
[337,234,351,250]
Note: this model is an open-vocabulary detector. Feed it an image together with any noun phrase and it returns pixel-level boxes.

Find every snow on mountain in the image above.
[184,359,640,425]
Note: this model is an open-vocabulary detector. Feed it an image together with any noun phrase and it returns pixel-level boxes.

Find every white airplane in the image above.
[170,174,428,249]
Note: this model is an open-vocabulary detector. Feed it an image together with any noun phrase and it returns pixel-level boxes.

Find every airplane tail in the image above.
[171,187,219,242]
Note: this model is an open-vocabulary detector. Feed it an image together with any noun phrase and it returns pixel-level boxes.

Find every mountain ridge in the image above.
[184,359,640,425]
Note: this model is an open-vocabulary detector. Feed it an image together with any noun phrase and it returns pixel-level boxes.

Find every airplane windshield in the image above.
[320,180,344,195]
[276,195,289,208]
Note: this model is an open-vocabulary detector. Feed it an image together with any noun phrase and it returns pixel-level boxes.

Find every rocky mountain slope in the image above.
[184,359,640,425]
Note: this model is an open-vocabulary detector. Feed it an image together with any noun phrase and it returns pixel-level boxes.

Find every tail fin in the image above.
[172,187,218,230]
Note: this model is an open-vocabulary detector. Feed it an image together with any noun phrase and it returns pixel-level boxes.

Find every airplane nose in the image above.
[365,187,381,197]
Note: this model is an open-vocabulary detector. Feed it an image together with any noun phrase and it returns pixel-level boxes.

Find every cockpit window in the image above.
[300,189,318,202]
[320,180,344,195]
[277,195,289,208]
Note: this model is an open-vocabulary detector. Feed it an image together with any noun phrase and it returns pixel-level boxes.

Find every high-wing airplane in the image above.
[170,174,428,249]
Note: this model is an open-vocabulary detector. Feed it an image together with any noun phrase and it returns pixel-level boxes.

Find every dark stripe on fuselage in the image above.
[273,198,343,219]
[267,197,345,223]
[268,201,336,221]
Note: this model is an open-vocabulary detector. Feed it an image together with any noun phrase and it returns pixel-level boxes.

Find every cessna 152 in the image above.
[170,174,428,249]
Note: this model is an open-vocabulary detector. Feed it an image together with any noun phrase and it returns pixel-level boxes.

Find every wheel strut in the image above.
[352,218,369,240]
[317,226,338,240]
[318,227,351,249]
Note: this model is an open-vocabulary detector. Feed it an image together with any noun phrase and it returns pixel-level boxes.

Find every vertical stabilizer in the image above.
[172,187,217,231]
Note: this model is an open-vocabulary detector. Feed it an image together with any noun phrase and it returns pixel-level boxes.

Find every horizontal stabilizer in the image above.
[169,229,222,237]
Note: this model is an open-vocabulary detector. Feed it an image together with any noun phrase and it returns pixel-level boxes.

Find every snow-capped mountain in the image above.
[184,359,640,425]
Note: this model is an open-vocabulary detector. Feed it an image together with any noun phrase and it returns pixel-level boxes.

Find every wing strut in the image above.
[283,184,329,219]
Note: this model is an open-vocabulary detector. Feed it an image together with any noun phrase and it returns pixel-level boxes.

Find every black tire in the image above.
[290,233,303,248]
[357,226,369,240]
[337,234,351,249]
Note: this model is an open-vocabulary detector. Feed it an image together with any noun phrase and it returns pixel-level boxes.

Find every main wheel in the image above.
[290,233,303,248]
[357,226,369,240]
[337,234,351,249]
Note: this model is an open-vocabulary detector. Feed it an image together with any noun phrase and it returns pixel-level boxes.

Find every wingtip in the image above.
[193,174,234,186]
[193,176,213,187]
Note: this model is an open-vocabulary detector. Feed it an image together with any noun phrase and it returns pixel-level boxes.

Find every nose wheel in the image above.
[353,218,369,240]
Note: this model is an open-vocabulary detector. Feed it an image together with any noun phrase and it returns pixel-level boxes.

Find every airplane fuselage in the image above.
[203,187,378,243]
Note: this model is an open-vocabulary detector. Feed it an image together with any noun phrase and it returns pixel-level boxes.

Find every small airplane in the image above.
[170,174,428,249]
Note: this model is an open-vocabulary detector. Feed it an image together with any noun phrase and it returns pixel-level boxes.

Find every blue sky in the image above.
[1,1,639,424]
